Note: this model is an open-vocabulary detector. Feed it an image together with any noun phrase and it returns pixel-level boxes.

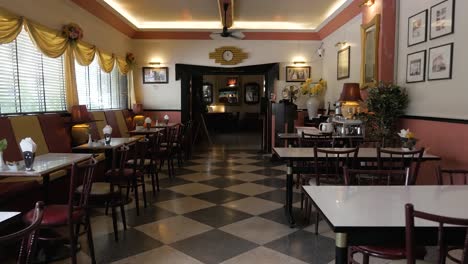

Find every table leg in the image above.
[335,232,348,264]
[285,160,296,227]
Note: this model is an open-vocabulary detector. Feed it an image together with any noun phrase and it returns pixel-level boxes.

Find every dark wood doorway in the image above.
[175,63,279,152]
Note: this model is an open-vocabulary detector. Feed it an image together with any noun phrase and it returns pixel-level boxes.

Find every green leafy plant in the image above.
[364,82,409,145]
[0,138,7,152]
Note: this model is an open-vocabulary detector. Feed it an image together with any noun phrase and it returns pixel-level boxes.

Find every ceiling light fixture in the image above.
[335,41,347,48]
[359,0,375,7]
[293,61,306,65]
[149,62,161,65]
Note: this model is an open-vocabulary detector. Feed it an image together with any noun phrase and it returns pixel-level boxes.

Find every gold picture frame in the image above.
[360,14,380,89]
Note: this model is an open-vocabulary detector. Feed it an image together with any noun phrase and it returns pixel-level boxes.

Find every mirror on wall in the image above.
[361,14,380,89]
[202,82,213,104]
[244,82,260,104]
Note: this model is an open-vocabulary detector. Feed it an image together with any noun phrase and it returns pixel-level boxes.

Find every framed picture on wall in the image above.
[142,67,169,84]
[408,10,427,46]
[428,43,453,81]
[406,50,426,83]
[337,46,350,80]
[430,0,455,40]
[244,82,260,104]
[286,66,310,82]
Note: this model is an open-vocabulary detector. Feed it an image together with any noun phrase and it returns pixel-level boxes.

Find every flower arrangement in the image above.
[398,129,417,150]
[62,23,83,42]
[300,78,326,97]
[0,138,7,152]
[126,52,136,66]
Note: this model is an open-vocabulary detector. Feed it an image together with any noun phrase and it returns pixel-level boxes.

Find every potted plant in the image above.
[0,138,7,168]
[363,82,409,146]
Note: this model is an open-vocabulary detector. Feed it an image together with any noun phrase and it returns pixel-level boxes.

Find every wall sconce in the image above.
[359,0,375,7]
[149,62,161,65]
[335,41,347,48]
[293,61,306,65]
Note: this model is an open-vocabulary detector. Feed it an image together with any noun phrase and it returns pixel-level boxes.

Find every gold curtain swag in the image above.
[0,7,133,110]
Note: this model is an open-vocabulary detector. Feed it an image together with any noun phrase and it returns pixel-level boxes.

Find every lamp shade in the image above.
[132,103,143,115]
[339,83,362,102]
[71,105,90,123]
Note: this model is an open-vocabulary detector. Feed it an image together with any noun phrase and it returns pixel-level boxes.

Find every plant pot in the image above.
[306,97,320,120]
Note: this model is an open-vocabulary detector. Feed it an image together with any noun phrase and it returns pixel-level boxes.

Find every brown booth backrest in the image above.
[0,117,22,161]
[37,114,72,153]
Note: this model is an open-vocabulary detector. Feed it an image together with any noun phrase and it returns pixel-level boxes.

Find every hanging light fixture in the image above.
[360,0,375,7]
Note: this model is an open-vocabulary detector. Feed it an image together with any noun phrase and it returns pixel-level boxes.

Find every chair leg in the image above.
[85,214,96,264]
[155,167,160,191]
[150,165,156,193]
[362,253,370,264]
[141,174,147,208]
[315,210,320,235]
[69,223,78,264]
[133,178,140,216]
[120,203,127,230]
[300,192,304,210]
[111,206,119,241]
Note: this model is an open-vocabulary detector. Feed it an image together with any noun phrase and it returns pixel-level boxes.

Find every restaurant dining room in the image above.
[0,0,467,263]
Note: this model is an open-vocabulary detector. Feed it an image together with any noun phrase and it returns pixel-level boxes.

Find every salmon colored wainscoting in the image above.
[400,118,467,185]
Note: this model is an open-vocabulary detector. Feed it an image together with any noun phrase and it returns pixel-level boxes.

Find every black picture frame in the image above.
[430,0,455,40]
[142,67,169,84]
[428,43,454,81]
[202,82,213,104]
[286,66,310,82]
[408,10,428,47]
[406,50,426,83]
[244,82,260,104]
[337,46,351,80]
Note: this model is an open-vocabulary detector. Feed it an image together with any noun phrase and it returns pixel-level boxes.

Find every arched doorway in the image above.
[176,63,279,153]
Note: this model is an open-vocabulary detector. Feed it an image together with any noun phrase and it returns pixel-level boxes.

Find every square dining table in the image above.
[128,127,163,137]
[272,147,441,227]
[303,185,468,264]
[0,153,93,203]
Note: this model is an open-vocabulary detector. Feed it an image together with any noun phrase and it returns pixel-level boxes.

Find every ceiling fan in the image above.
[210,3,244,40]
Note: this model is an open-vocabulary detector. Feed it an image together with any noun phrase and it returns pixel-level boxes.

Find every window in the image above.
[0,30,66,114]
[75,57,128,110]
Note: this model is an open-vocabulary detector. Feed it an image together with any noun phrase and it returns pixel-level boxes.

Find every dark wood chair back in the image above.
[377,147,424,185]
[314,147,359,185]
[405,203,468,264]
[437,166,468,185]
[70,158,98,213]
[129,138,150,172]
[300,132,334,148]
[0,201,44,264]
[343,167,411,186]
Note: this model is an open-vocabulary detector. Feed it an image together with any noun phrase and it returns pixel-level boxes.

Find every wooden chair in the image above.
[302,147,359,234]
[344,167,427,264]
[23,159,98,264]
[378,147,425,185]
[158,126,179,179]
[389,203,468,264]
[0,202,44,264]
[436,166,468,263]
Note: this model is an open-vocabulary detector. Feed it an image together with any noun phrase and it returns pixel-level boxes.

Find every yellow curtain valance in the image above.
[0,7,131,73]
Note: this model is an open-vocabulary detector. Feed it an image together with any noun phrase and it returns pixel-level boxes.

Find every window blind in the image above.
[0,30,66,114]
[75,58,128,110]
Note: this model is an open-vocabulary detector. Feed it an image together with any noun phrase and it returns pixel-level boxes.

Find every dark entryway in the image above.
[175,63,279,152]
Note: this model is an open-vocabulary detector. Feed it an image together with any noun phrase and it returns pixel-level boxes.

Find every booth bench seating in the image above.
[0,109,133,212]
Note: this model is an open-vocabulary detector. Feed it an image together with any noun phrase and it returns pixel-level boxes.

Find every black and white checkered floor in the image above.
[55,149,448,264]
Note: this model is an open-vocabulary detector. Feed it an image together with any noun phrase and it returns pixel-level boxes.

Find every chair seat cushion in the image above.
[76,182,110,196]
[356,246,426,259]
[23,205,84,226]
[105,168,142,178]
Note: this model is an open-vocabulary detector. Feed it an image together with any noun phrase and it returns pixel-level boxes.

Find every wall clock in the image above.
[209,46,248,65]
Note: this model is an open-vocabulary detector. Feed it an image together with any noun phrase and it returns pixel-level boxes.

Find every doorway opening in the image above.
[175,63,279,153]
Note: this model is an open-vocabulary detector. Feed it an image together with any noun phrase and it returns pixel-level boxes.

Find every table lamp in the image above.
[338,83,362,118]
[132,103,145,128]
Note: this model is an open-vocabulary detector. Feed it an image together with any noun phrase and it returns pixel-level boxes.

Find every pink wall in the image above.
[400,118,467,185]
[142,110,182,125]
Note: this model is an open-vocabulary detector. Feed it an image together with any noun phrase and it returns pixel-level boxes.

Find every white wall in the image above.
[0,0,132,56]
[322,14,362,106]
[132,39,323,110]
[397,0,468,119]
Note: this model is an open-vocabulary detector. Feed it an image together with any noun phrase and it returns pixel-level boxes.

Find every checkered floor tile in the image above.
[48,149,343,264]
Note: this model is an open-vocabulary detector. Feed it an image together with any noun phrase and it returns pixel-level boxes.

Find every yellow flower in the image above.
[406,132,415,139]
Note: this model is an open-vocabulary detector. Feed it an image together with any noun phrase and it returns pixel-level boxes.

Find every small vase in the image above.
[0,151,5,169]
[87,134,92,145]
[306,97,320,120]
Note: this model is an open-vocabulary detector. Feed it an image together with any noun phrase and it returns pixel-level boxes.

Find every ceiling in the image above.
[98,0,351,31]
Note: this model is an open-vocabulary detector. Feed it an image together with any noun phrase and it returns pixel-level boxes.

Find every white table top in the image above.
[73,137,139,150]
[0,211,20,224]
[129,128,163,134]
[303,185,468,229]
[273,147,440,160]
[0,153,92,177]
[152,122,178,128]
